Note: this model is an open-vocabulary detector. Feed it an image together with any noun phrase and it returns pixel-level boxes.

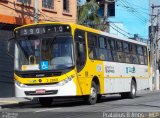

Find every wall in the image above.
[0,0,77,97]
[0,30,14,97]
[0,0,77,25]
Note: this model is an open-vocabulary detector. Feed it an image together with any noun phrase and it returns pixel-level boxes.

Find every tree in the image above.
[77,0,108,31]
[77,0,100,28]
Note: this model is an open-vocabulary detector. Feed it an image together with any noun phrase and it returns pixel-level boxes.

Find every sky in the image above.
[109,0,150,39]
[81,0,150,39]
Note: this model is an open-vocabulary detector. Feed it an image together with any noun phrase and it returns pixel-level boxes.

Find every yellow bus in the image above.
[8,22,150,106]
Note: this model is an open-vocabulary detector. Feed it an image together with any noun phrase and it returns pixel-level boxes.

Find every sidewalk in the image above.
[0,97,33,109]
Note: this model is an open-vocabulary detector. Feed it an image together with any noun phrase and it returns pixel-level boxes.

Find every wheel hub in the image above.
[91,87,96,98]
[132,84,136,95]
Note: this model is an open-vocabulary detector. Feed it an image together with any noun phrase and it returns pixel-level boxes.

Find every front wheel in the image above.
[84,81,98,105]
[39,97,53,107]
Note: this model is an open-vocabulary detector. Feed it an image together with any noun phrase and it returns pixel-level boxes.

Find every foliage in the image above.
[77,0,108,31]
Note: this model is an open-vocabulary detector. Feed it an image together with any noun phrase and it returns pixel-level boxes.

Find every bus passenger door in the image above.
[74,29,87,95]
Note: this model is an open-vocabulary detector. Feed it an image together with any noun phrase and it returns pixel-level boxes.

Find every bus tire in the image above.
[84,81,98,105]
[127,80,137,99]
[120,80,136,99]
[39,97,53,107]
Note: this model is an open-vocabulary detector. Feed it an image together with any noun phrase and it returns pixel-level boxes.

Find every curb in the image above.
[0,100,39,109]
[0,102,20,109]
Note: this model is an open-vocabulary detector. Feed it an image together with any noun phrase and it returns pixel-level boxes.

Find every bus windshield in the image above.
[14,34,74,71]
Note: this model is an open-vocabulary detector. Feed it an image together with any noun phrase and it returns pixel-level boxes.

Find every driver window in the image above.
[75,29,86,72]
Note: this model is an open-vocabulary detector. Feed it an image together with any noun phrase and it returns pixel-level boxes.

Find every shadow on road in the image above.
[1,94,143,109]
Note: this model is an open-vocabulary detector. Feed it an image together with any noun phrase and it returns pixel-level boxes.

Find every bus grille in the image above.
[25,82,58,86]
[18,72,62,78]
[25,90,58,96]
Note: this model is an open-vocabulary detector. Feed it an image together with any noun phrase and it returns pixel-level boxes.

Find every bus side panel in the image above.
[103,62,149,94]
[76,59,105,95]
[136,78,149,91]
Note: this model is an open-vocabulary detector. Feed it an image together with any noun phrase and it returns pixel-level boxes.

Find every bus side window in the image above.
[131,44,139,64]
[88,33,99,60]
[108,39,115,50]
[123,42,129,53]
[75,29,86,72]
[123,42,131,63]
[117,41,124,63]
[116,41,123,51]
[99,36,106,60]
[137,45,145,65]
[106,38,117,62]
[143,46,148,65]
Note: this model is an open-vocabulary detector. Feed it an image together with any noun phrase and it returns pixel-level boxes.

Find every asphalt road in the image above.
[1,90,160,118]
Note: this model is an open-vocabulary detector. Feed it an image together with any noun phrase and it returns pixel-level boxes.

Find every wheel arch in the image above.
[92,76,100,94]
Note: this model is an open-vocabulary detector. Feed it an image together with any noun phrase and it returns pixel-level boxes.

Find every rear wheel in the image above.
[127,80,136,99]
[84,81,98,105]
[120,80,136,99]
[39,97,53,107]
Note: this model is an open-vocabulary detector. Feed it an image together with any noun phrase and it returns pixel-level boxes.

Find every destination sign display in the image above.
[15,25,71,36]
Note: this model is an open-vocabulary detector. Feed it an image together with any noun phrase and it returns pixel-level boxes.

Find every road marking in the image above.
[35,108,62,113]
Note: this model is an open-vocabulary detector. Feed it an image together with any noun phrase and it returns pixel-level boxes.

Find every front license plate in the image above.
[36,89,46,94]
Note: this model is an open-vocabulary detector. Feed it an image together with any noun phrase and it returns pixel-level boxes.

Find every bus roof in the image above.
[15,22,148,46]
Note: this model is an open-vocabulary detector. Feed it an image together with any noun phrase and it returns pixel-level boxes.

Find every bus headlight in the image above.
[57,75,75,86]
[15,80,27,87]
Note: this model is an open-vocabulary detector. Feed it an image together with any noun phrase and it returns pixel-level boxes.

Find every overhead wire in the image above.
[117,3,150,16]
[117,0,148,24]
[0,1,34,30]
[110,0,149,39]
[110,22,134,37]
[118,0,149,11]
[119,0,150,17]
[109,23,130,38]
[118,0,149,39]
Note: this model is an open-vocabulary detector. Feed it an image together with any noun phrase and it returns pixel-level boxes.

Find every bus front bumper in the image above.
[15,79,76,98]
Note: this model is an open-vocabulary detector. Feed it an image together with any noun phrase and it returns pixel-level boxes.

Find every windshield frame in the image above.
[14,32,75,74]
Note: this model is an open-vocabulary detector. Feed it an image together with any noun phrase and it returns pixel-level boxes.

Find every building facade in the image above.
[0,0,77,97]
[0,0,77,25]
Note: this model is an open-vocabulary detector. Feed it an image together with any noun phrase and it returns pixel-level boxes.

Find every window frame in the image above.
[143,46,148,65]
[74,29,87,72]
[63,0,70,12]
[116,40,125,63]
[17,0,31,5]
[87,31,148,65]
[87,32,99,60]
[42,0,54,9]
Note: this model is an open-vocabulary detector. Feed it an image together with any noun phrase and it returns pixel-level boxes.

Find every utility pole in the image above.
[155,9,160,90]
[150,4,160,90]
[104,0,108,20]
[150,4,155,90]
[103,0,108,31]
[34,0,39,23]
[103,0,115,32]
